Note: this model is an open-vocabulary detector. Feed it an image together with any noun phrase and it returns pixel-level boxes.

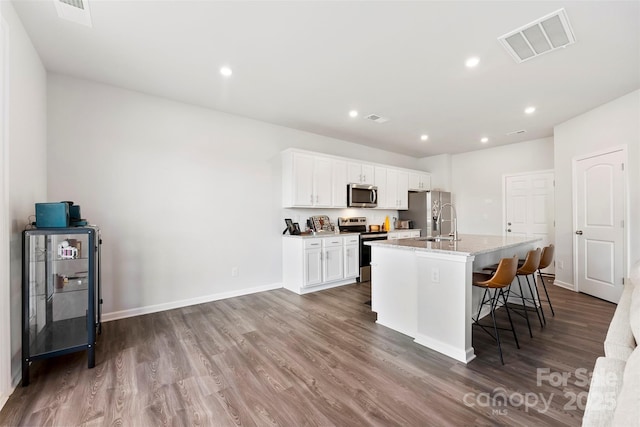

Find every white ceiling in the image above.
[12,0,640,158]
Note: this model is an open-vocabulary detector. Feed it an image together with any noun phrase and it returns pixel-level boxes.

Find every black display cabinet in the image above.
[21,226,102,386]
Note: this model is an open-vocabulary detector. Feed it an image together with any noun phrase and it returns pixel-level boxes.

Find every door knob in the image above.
[576,230,583,235]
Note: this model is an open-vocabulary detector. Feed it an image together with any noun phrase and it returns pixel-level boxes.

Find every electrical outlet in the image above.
[431,267,440,283]
[231,267,239,277]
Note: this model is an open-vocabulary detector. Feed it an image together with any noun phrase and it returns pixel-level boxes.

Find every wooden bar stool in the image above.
[472,255,520,365]
[536,244,555,317]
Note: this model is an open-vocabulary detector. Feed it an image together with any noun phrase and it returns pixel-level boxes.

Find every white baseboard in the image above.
[0,392,8,412]
[102,282,283,322]
[553,280,575,291]
[413,333,476,364]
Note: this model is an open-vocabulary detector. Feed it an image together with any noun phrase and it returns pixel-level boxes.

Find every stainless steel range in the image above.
[338,217,387,282]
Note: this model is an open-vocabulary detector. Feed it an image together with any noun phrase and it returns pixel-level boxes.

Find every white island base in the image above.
[369,235,540,363]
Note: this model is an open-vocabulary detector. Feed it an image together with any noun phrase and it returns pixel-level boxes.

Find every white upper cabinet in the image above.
[374,166,389,209]
[397,170,409,210]
[283,152,333,207]
[408,172,431,192]
[383,168,408,210]
[386,168,398,209]
[314,157,333,207]
[282,149,430,209]
[332,159,348,208]
[348,162,374,185]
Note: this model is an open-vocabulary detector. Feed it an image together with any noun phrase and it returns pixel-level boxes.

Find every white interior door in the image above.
[574,150,625,303]
[504,172,555,272]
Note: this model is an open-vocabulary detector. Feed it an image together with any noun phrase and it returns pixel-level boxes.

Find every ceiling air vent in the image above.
[366,114,389,124]
[498,8,575,63]
[53,0,92,27]
[506,129,527,136]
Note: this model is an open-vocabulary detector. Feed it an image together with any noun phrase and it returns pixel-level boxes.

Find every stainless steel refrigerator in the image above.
[399,191,453,237]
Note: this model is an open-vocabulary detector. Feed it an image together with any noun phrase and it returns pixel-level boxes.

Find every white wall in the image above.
[450,138,554,235]
[47,74,422,320]
[553,90,640,288]
[0,0,47,397]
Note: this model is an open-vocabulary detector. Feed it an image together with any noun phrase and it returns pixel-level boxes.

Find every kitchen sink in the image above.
[416,235,455,242]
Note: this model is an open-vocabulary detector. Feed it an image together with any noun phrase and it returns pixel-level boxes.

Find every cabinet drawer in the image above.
[343,235,359,245]
[323,237,343,248]
[304,239,322,249]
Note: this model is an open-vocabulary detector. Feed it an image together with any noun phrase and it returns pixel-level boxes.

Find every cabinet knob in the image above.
[576,230,583,235]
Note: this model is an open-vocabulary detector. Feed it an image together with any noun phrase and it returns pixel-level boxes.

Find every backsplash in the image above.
[281,207,401,232]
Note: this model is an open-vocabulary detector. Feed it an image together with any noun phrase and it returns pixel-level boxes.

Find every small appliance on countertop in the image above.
[309,215,334,233]
[394,219,413,229]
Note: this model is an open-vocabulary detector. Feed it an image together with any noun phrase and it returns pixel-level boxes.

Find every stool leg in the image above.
[526,274,545,327]
[531,273,546,325]
[475,288,489,324]
[517,276,533,338]
[500,288,520,349]
[538,269,555,316]
[489,289,504,365]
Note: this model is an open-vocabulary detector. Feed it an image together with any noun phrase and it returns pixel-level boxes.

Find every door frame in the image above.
[572,146,628,294]
[0,15,11,408]
[502,169,554,237]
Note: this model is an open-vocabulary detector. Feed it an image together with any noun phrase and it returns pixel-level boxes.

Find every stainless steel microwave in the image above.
[347,184,378,208]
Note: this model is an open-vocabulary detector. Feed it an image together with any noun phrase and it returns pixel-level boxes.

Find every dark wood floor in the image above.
[1,279,615,426]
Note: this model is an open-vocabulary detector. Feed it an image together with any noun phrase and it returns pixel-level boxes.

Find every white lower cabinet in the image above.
[323,238,344,283]
[343,235,359,279]
[303,240,323,287]
[283,235,360,294]
[387,230,421,240]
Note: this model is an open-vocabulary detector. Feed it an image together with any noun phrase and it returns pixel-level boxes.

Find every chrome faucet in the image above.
[436,202,459,241]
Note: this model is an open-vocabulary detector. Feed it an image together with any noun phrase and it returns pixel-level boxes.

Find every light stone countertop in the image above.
[282,229,421,239]
[283,231,359,239]
[365,234,541,256]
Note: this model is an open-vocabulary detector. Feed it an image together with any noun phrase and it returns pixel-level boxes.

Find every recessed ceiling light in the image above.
[349,110,358,118]
[465,57,480,68]
[220,66,233,77]
[481,137,489,143]
[420,134,429,141]
[525,106,536,114]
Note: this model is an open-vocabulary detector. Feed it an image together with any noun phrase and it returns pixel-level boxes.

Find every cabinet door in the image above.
[324,245,344,283]
[292,153,315,206]
[421,173,431,191]
[332,159,347,207]
[374,166,388,209]
[313,157,333,207]
[344,244,359,279]
[386,169,398,208]
[304,247,323,287]
[408,171,431,191]
[361,164,374,185]
[397,170,409,210]
[347,162,363,183]
[408,172,422,191]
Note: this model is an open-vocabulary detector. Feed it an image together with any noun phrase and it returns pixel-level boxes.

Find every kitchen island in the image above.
[367,234,541,363]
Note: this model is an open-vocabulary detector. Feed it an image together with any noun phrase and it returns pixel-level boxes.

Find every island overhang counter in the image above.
[366,234,541,363]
